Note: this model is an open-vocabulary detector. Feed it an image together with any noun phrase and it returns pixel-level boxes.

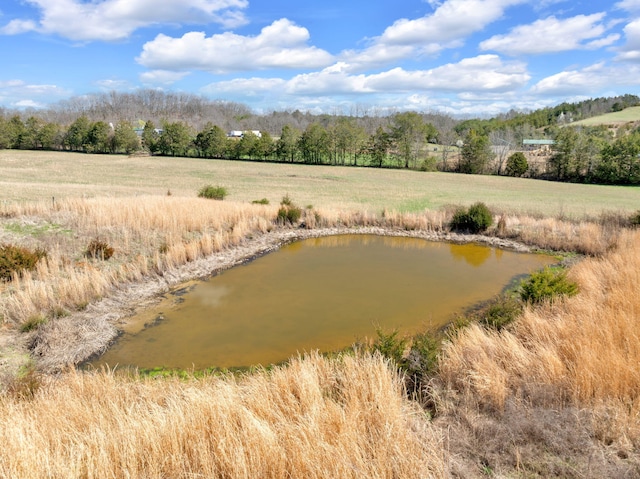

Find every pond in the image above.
[90,235,555,370]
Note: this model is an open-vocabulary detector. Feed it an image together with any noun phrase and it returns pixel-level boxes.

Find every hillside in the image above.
[569,105,640,127]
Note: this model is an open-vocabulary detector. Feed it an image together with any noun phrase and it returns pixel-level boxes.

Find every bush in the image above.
[520,266,579,304]
[86,239,114,260]
[505,152,529,177]
[198,185,227,200]
[450,202,493,233]
[276,195,302,225]
[0,244,47,282]
[252,198,270,205]
[478,295,523,330]
[630,210,640,228]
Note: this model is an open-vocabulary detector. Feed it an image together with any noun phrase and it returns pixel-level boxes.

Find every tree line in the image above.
[2,91,640,185]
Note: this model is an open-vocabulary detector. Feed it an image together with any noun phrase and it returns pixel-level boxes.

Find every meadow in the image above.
[569,105,640,126]
[1,149,640,477]
[2,149,640,217]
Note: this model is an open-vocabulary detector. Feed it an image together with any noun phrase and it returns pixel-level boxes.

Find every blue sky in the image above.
[1,0,639,115]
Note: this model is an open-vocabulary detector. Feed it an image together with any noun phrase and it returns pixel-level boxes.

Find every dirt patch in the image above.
[9,226,536,373]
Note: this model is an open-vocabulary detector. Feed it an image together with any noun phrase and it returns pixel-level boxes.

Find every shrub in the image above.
[630,210,640,228]
[198,185,227,200]
[450,202,493,233]
[0,244,46,282]
[520,266,579,304]
[505,152,529,177]
[280,194,293,206]
[252,198,270,205]
[86,239,114,260]
[276,195,302,225]
[478,295,523,330]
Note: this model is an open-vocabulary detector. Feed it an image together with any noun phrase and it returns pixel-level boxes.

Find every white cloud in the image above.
[0,19,37,35]
[139,70,191,86]
[1,0,248,41]
[616,0,640,12]
[367,55,530,92]
[617,19,640,61]
[203,78,287,95]
[339,0,524,71]
[95,79,133,90]
[0,80,70,108]
[530,62,640,95]
[480,13,614,55]
[137,19,335,73]
[202,55,529,99]
[381,0,524,46]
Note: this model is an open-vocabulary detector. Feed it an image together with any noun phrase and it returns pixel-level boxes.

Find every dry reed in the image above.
[0,353,447,479]
[439,228,640,445]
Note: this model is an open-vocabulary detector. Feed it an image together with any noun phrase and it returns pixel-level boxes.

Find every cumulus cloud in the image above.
[480,13,616,55]
[340,0,525,70]
[0,0,248,41]
[370,55,529,91]
[616,19,640,61]
[202,55,529,99]
[137,19,334,73]
[616,0,640,12]
[380,0,524,46]
[0,80,70,108]
[530,62,640,95]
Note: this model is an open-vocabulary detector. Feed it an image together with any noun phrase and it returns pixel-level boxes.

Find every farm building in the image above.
[227,130,262,138]
[522,139,555,151]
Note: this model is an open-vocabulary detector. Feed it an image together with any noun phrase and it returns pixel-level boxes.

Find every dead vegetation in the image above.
[0,353,447,479]
[2,195,640,477]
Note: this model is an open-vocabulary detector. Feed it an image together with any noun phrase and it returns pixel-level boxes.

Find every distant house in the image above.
[523,139,555,151]
[227,130,262,138]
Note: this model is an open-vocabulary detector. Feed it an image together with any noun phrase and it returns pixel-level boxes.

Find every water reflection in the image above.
[91,235,554,370]
[449,243,493,267]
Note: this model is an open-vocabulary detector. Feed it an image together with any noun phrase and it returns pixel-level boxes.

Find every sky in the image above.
[1,0,639,116]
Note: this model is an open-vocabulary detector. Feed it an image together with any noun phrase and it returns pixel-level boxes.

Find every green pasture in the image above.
[1,150,639,218]
[570,106,640,126]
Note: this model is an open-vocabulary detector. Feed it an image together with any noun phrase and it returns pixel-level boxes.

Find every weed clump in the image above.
[86,239,114,260]
[277,195,302,225]
[629,210,640,228]
[519,266,579,304]
[371,328,441,393]
[198,185,227,200]
[0,244,46,282]
[20,315,47,333]
[450,202,493,233]
[252,198,270,205]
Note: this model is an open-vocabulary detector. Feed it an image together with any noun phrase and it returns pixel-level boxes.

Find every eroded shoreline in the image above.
[26,226,538,373]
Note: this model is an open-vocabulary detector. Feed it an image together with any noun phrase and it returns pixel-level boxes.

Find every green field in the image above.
[1,149,639,217]
[570,105,640,126]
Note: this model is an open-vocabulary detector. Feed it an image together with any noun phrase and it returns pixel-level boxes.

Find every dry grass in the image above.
[0,197,277,325]
[438,228,640,446]
[0,195,616,331]
[0,353,447,479]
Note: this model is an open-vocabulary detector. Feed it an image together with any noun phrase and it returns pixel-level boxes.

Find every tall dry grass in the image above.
[0,195,621,331]
[439,228,640,445]
[0,197,278,325]
[0,353,447,479]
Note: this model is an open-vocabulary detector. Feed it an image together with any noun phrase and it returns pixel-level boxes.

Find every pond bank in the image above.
[25,226,540,373]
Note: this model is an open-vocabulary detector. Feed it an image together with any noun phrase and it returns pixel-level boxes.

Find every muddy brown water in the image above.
[90,235,555,370]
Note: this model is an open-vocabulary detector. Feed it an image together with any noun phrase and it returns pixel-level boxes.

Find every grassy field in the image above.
[2,149,640,217]
[570,105,640,126]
